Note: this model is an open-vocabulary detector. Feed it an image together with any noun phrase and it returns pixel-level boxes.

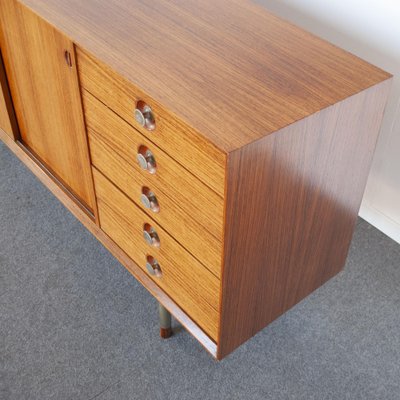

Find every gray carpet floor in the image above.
[1,140,400,400]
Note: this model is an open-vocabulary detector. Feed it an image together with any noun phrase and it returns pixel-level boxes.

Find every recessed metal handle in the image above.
[134,101,155,131]
[143,224,160,247]
[140,188,160,213]
[146,255,162,277]
[136,146,156,174]
[64,50,73,68]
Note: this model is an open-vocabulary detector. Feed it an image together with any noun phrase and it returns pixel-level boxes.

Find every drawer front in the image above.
[93,169,220,341]
[77,46,225,197]
[84,91,223,278]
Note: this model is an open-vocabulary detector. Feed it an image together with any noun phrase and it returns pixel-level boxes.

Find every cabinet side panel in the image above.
[218,79,392,359]
[0,51,18,139]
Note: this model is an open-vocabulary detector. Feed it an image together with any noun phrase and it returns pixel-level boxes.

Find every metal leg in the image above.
[159,303,172,339]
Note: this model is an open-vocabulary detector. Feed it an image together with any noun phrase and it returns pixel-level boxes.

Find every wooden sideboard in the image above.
[0,0,392,359]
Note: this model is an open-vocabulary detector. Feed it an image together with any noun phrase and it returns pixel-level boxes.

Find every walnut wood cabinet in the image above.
[0,0,392,359]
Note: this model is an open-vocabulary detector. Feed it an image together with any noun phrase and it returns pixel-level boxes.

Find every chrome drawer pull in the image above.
[134,101,155,131]
[136,146,156,174]
[143,223,160,247]
[140,187,160,213]
[146,255,162,277]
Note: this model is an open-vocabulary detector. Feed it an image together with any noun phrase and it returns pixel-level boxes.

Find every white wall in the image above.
[257,0,400,243]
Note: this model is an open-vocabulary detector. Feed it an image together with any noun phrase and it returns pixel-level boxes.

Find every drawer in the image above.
[76,46,225,197]
[83,90,223,278]
[93,168,220,341]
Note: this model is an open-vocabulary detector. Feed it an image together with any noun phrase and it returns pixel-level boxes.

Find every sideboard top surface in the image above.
[17,0,392,153]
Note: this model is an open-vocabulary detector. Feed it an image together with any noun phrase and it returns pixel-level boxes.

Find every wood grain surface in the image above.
[1,0,393,359]
[83,90,224,277]
[0,127,218,357]
[77,47,225,197]
[93,168,220,341]
[17,0,391,152]
[217,80,392,358]
[0,52,18,139]
[0,0,96,212]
